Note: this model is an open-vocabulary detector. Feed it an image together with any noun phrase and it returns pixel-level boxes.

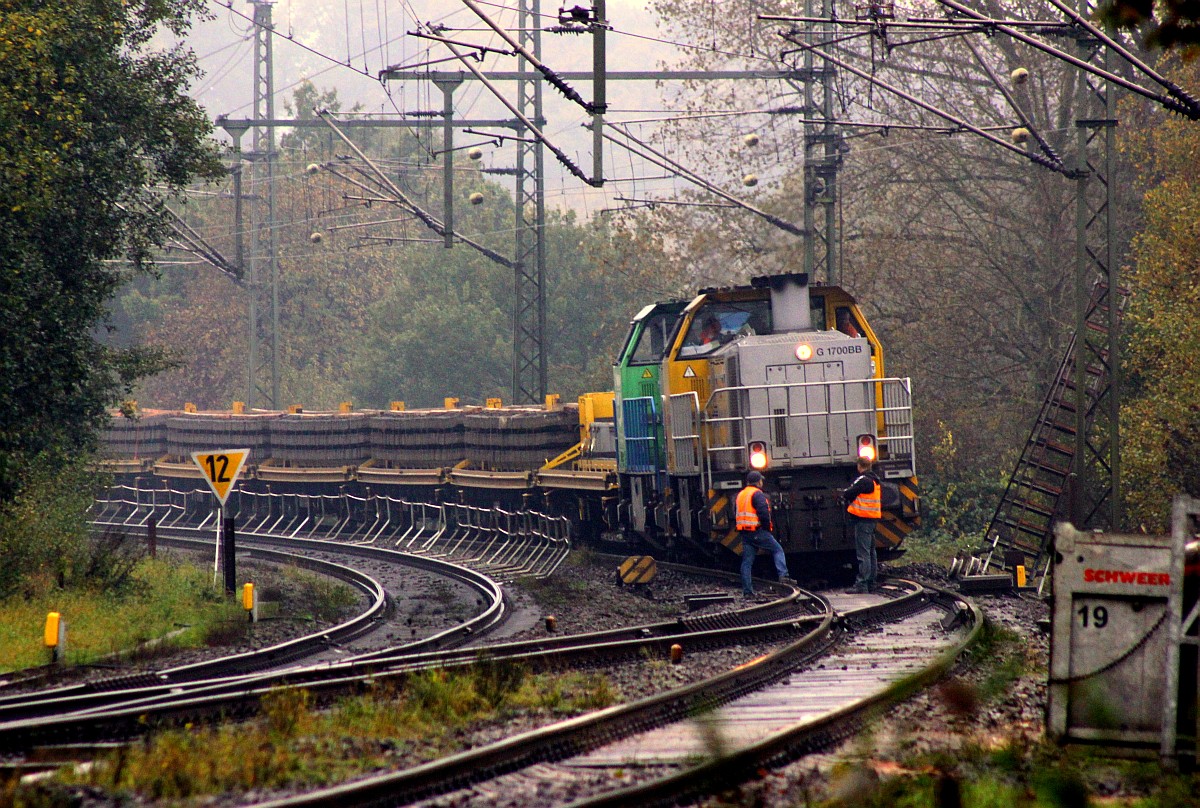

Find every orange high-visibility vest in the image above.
[847,479,881,519]
[736,486,770,531]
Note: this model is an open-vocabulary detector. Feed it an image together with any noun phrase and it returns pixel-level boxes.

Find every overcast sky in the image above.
[184,0,722,214]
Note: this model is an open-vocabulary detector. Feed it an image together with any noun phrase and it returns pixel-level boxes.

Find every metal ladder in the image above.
[979,282,1127,579]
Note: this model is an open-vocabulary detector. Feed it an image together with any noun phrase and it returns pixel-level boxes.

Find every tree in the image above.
[121,78,686,413]
[1118,56,1200,530]
[1100,0,1200,51]
[0,0,225,500]
[642,0,1147,474]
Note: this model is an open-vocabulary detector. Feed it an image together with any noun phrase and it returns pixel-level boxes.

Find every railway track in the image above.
[3,489,980,805]
[242,581,978,808]
[0,526,517,719]
[0,577,820,750]
[0,536,390,696]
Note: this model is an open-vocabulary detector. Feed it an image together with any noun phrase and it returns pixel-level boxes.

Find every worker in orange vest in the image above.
[842,457,882,594]
[735,470,796,598]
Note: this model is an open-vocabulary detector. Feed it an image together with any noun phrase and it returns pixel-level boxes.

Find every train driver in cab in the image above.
[681,315,724,357]
[836,308,861,338]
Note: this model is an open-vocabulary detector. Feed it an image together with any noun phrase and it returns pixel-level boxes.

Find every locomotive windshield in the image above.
[678,300,771,357]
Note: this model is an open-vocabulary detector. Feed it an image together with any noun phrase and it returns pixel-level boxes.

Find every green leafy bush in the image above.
[0,458,117,600]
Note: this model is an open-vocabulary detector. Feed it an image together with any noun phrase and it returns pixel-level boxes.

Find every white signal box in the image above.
[1048,511,1198,763]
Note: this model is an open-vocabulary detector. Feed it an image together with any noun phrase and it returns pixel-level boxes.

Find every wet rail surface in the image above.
[237,580,978,808]
[0,529,505,707]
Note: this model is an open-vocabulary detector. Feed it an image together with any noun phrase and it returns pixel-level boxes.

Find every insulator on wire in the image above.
[742,174,759,187]
[1010,67,1029,86]
[1010,127,1030,145]
[468,147,483,161]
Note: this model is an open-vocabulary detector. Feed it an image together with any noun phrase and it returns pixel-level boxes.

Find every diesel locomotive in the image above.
[101,272,920,568]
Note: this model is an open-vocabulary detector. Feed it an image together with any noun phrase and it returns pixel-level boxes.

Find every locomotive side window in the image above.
[628,310,677,364]
[810,295,826,329]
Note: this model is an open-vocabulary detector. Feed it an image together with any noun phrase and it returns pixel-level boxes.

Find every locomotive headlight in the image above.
[857,434,877,462]
[749,441,769,470]
[795,343,813,361]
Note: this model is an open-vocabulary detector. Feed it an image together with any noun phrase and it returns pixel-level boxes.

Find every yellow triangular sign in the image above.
[641,368,653,379]
[191,449,250,506]
[683,365,697,378]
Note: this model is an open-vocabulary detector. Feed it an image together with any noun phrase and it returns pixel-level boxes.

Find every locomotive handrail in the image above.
[688,376,914,476]
[667,392,703,477]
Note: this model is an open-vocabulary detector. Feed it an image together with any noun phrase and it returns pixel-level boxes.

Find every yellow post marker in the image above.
[44,612,64,663]
[545,615,557,632]
[390,401,406,411]
[444,397,460,409]
[232,401,246,414]
[485,398,503,409]
[670,644,683,664]
[242,583,257,622]
[184,402,197,413]
[43,612,60,647]
[339,401,353,413]
[544,394,561,411]
[288,404,304,414]
[1016,565,1027,588]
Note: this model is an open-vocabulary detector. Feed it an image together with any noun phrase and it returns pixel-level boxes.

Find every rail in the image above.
[236,580,974,807]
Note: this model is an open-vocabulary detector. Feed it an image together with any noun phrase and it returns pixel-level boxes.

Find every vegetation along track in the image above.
[0,529,508,726]
[232,580,977,807]
[0,569,824,755]
[5,492,978,804]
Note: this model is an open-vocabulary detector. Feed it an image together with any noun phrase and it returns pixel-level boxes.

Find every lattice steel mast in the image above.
[248,0,279,409]
[512,0,548,404]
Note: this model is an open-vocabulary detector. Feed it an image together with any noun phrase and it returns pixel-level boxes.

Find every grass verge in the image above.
[0,558,243,671]
[7,662,615,805]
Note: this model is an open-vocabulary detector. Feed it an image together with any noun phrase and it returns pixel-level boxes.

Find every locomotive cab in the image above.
[612,300,687,545]
[641,272,919,565]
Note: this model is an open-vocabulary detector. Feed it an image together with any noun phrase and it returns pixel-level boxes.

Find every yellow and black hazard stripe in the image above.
[878,476,921,549]
[705,491,732,532]
[716,527,745,556]
[618,555,657,585]
[878,512,907,549]
[897,477,921,521]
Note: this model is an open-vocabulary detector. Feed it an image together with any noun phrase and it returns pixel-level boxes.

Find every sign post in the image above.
[191,449,250,586]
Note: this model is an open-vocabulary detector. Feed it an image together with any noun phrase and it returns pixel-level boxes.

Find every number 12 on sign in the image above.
[191,449,250,506]
[191,449,250,585]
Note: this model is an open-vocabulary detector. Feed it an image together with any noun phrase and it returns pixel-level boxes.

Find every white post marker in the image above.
[191,449,251,584]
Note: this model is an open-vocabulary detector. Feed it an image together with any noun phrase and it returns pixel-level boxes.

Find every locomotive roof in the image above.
[696,272,852,301]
